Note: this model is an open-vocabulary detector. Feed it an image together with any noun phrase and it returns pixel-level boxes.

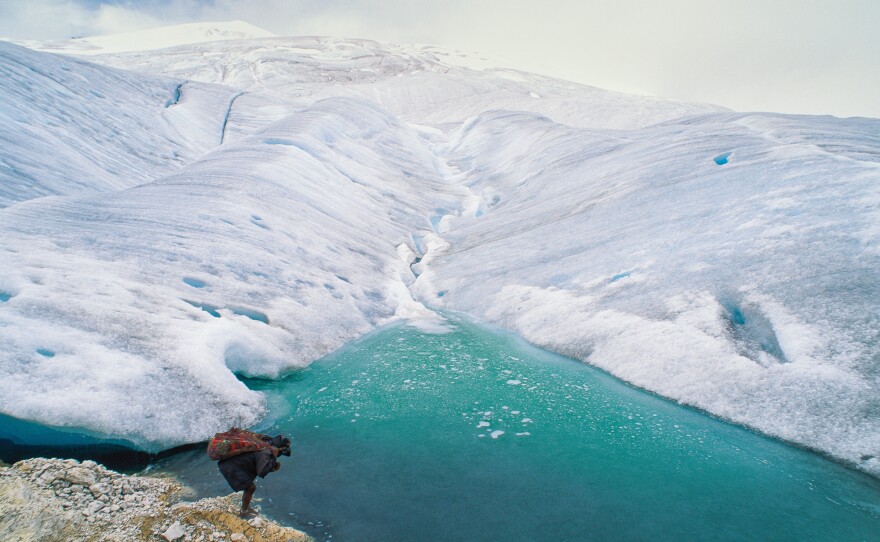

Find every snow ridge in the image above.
[0,41,236,208]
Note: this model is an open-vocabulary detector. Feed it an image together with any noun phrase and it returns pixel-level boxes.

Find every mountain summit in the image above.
[14,20,276,56]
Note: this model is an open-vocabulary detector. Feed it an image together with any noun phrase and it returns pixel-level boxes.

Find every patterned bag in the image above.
[207,427,270,461]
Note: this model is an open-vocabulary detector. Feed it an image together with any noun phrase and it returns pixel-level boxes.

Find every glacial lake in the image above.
[150,315,880,541]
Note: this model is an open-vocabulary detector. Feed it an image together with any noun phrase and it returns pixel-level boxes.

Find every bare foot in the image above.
[239,507,259,519]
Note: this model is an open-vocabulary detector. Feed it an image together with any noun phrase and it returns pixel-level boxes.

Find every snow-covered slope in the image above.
[0,96,458,447]
[0,41,236,207]
[414,110,880,473]
[1,25,878,476]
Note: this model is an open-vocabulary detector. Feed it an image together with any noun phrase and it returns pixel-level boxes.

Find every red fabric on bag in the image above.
[207,427,269,461]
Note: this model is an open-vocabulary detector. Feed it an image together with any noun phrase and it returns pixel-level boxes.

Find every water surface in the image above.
[156,316,880,541]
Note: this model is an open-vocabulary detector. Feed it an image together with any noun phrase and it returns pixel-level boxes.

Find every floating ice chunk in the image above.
[522,418,533,423]
[506,379,521,385]
[515,432,531,436]
[477,421,490,428]
[490,430,505,439]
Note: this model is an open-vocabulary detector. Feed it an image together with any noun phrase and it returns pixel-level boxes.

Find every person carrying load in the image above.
[207,427,292,518]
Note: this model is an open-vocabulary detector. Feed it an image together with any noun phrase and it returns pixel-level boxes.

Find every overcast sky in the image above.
[1,0,878,118]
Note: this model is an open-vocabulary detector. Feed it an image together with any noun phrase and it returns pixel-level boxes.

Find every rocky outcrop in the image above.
[0,458,310,542]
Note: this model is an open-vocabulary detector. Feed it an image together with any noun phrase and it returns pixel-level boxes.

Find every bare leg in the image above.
[240,483,257,516]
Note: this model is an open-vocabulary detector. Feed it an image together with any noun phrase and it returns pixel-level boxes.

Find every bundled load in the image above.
[207,427,291,461]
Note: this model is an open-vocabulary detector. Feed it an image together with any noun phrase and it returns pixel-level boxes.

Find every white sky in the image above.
[1,0,878,118]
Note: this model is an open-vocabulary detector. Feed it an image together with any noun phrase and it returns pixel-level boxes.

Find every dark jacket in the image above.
[217,448,278,491]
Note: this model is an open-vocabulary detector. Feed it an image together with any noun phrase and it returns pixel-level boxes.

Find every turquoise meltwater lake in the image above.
[153,315,880,542]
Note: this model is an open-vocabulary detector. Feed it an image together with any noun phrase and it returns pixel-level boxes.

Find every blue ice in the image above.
[714,152,732,165]
[231,307,270,324]
[182,277,206,288]
[183,300,222,318]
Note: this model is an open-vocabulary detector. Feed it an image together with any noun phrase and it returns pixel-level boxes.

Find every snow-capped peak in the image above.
[13,20,276,56]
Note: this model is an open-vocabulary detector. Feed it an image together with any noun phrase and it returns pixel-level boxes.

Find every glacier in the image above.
[0,24,878,477]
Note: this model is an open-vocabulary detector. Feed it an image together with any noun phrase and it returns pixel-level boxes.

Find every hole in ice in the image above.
[726,304,746,325]
[182,277,206,288]
[721,300,787,364]
[231,307,270,324]
[36,348,55,358]
[164,84,182,107]
[862,455,875,461]
[251,216,269,230]
[437,290,447,298]
[183,300,222,318]
[714,152,732,165]
[610,272,631,282]
[0,291,11,302]
[429,213,445,232]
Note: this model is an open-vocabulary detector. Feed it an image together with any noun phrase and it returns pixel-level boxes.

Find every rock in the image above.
[163,520,186,541]
[90,482,111,497]
[87,500,105,515]
[230,534,246,542]
[1,458,312,542]
[64,466,97,487]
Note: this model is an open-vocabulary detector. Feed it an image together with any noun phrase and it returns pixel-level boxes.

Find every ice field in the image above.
[1,23,878,482]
